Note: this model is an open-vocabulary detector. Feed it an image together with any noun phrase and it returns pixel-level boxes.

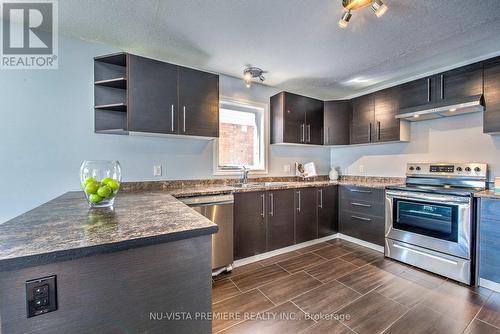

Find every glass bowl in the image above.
[80,160,122,208]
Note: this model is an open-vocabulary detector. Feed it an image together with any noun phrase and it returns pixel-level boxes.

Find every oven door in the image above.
[385,190,472,259]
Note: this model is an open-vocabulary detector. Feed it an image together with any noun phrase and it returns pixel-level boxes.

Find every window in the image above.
[215,99,267,173]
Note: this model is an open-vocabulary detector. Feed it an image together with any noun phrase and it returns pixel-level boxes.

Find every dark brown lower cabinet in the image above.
[267,190,295,251]
[339,185,385,246]
[234,191,267,260]
[317,186,338,237]
[295,188,318,243]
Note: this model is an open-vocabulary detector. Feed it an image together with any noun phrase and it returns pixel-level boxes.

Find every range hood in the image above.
[395,94,484,122]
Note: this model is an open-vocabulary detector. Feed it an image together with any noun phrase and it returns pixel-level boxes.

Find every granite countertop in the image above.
[0,191,217,271]
[474,190,500,199]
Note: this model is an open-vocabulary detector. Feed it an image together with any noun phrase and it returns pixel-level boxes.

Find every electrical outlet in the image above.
[283,164,291,173]
[153,165,162,176]
[358,165,364,173]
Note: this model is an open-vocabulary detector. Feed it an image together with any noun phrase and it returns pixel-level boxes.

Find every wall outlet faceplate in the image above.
[153,165,162,176]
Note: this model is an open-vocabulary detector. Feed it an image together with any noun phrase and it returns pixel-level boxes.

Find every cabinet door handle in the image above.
[351,202,372,208]
[349,188,372,194]
[307,124,311,143]
[368,123,372,142]
[261,194,265,218]
[183,106,186,133]
[269,193,274,216]
[427,77,431,102]
[297,191,301,212]
[377,121,381,141]
[440,74,444,100]
[319,189,323,208]
[171,105,175,132]
[327,127,330,145]
[352,215,372,222]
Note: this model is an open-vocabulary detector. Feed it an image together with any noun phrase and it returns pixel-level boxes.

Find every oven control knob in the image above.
[465,167,472,172]
[416,166,421,171]
[475,167,481,172]
[409,167,415,171]
[457,167,463,172]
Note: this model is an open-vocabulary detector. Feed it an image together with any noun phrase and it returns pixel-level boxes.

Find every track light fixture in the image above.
[338,0,388,29]
[243,67,266,88]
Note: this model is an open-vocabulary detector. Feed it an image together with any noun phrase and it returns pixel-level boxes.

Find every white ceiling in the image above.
[59,0,500,100]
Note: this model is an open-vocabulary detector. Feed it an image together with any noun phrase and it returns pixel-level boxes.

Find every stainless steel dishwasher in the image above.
[179,194,234,275]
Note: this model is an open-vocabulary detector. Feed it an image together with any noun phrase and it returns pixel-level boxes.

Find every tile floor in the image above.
[212,239,500,334]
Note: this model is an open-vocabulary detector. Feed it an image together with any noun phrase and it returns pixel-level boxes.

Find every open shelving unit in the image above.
[94,52,128,134]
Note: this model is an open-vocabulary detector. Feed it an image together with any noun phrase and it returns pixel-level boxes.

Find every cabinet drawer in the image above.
[340,185,384,204]
[340,198,384,218]
[480,198,500,221]
[340,210,384,246]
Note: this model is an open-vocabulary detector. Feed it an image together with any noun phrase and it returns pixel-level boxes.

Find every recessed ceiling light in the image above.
[414,114,420,118]
[449,108,457,112]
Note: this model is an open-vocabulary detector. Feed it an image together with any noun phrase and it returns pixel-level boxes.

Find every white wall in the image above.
[0,36,330,223]
[331,112,500,180]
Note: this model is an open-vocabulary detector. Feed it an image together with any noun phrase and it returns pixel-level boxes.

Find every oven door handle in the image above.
[386,191,471,204]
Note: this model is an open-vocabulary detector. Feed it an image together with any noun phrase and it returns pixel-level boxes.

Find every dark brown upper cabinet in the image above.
[396,77,432,110]
[433,62,483,102]
[270,92,324,145]
[323,100,350,145]
[94,53,219,138]
[483,57,500,134]
[178,67,219,138]
[127,55,178,134]
[350,94,375,144]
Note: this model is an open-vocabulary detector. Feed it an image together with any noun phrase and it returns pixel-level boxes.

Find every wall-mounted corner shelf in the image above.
[94,53,126,67]
[94,103,127,112]
[94,77,127,89]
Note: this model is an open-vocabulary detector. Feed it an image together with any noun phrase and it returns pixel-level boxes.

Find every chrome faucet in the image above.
[240,166,250,184]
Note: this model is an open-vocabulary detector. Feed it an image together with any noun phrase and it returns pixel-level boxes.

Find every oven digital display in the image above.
[430,165,454,173]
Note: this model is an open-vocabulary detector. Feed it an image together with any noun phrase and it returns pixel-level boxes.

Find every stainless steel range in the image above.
[385,162,487,285]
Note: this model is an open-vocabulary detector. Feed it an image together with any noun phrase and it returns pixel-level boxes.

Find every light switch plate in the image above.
[283,164,291,173]
[153,165,162,176]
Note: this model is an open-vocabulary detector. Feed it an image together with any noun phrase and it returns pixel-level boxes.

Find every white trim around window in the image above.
[213,96,269,176]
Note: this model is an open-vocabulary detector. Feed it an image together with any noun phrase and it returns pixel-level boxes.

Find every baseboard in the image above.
[233,234,338,267]
[336,234,384,253]
[233,233,383,268]
[479,278,500,293]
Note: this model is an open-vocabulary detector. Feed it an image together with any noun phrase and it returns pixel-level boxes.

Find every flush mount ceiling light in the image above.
[243,67,266,88]
[338,0,388,28]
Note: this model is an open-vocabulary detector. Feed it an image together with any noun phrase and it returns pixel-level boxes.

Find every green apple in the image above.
[107,179,120,191]
[89,194,103,203]
[101,177,113,186]
[83,176,97,187]
[97,185,112,198]
[84,182,99,195]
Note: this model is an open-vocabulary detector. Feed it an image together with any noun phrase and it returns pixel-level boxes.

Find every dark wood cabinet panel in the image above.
[324,100,350,145]
[395,77,431,110]
[295,188,318,243]
[284,92,308,144]
[350,94,374,144]
[374,88,404,143]
[339,185,384,246]
[305,98,324,145]
[267,190,295,251]
[437,62,483,101]
[127,55,178,134]
[479,199,500,284]
[483,57,500,134]
[234,191,267,260]
[178,67,219,138]
[317,186,338,237]
[271,92,324,145]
